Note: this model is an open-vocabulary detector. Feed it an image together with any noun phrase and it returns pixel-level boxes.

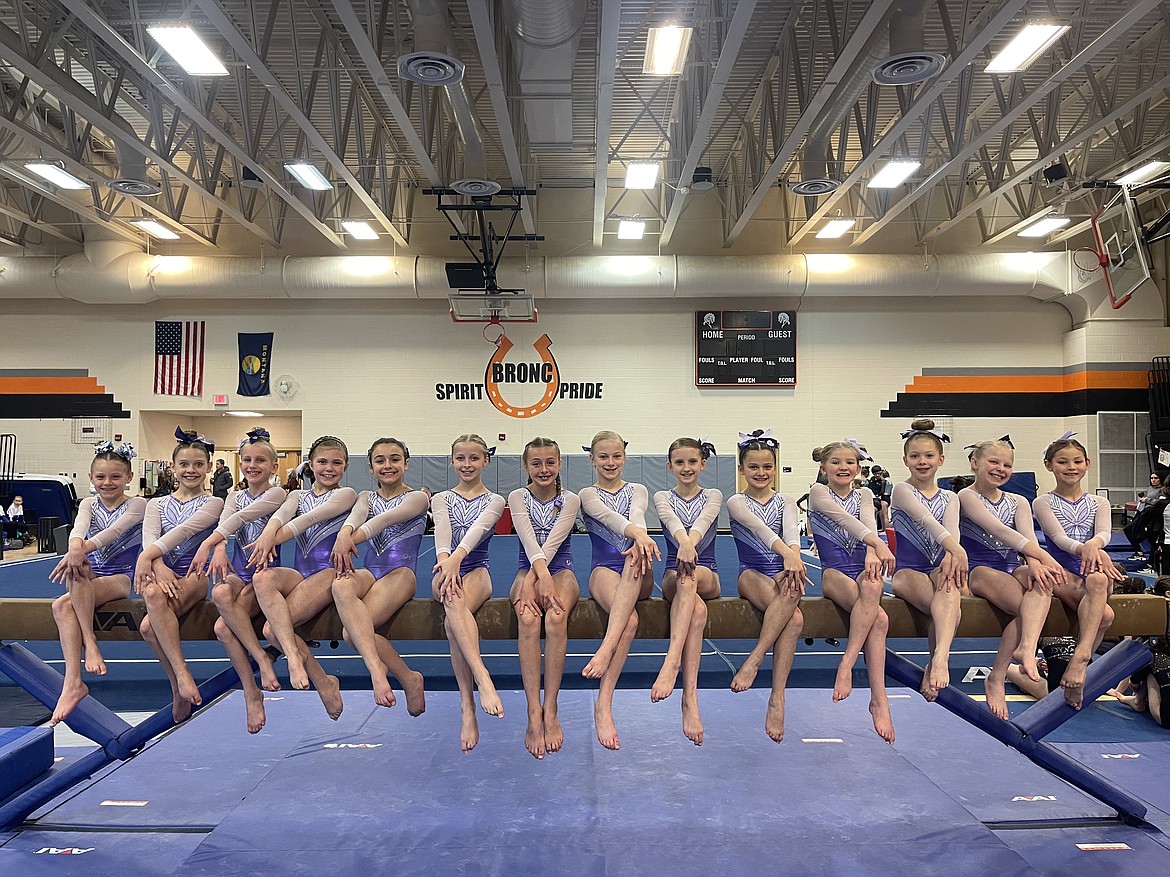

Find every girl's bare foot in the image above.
[172,694,193,724]
[258,656,281,692]
[582,646,613,680]
[372,674,397,709]
[51,681,89,726]
[870,697,895,744]
[594,700,620,750]
[475,675,504,717]
[82,646,107,676]
[681,693,704,746]
[833,662,853,702]
[544,709,564,752]
[402,671,426,716]
[287,654,309,690]
[730,659,760,693]
[764,691,785,743]
[1011,646,1041,683]
[984,675,1009,720]
[460,707,479,753]
[244,689,267,734]
[651,660,680,702]
[177,672,203,707]
[316,674,344,720]
[525,709,546,759]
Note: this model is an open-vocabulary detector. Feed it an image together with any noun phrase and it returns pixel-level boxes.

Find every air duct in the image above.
[503,0,587,149]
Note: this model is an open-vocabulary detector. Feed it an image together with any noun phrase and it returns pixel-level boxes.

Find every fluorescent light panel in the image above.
[132,219,181,240]
[815,219,855,239]
[1018,216,1070,237]
[617,219,646,240]
[986,24,1069,73]
[867,161,919,189]
[147,25,228,76]
[624,162,660,189]
[643,26,693,75]
[226,411,264,417]
[1115,161,1170,187]
[284,162,332,190]
[24,162,88,189]
[341,220,379,240]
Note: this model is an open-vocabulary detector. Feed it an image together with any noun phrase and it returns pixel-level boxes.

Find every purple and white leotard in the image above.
[509,488,579,575]
[654,488,722,571]
[1032,492,1112,577]
[70,496,146,578]
[344,490,429,580]
[432,491,505,574]
[214,486,287,583]
[579,483,649,574]
[890,482,958,574]
[808,483,878,580]
[727,492,799,578]
[958,488,1032,574]
[269,487,358,578]
[144,494,225,574]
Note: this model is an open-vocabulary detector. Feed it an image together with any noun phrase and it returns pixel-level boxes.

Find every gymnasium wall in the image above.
[0,294,1165,499]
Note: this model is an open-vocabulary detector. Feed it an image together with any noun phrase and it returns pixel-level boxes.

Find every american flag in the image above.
[154,321,205,396]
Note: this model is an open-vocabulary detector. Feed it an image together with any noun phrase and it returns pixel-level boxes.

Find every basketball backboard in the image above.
[1092,186,1152,308]
[448,292,537,322]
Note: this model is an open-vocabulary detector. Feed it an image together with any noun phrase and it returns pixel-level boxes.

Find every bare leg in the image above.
[542,574,578,752]
[583,555,644,679]
[1055,573,1113,709]
[864,610,895,744]
[141,575,208,714]
[212,578,278,691]
[435,569,502,721]
[732,569,800,692]
[214,617,267,733]
[893,568,960,700]
[68,575,129,675]
[821,569,882,702]
[50,576,129,725]
[765,607,804,742]
[139,614,191,724]
[679,597,708,745]
[350,568,424,715]
[969,566,1025,720]
[510,573,545,759]
[1009,568,1050,682]
[1147,673,1164,727]
[259,567,343,717]
[1006,663,1050,700]
[653,570,696,701]
[252,568,312,688]
[336,571,396,708]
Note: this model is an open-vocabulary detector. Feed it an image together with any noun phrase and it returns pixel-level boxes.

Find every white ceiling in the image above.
[1,0,1168,261]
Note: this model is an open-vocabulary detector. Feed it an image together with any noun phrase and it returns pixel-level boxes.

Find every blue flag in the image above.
[237,333,272,397]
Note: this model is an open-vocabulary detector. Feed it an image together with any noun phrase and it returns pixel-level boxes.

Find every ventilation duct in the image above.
[503,0,587,149]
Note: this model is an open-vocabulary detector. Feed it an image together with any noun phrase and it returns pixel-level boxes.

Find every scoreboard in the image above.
[695,310,797,387]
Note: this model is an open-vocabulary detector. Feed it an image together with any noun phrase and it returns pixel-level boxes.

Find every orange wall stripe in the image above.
[0,376,105,394]
[903,371,1147,394]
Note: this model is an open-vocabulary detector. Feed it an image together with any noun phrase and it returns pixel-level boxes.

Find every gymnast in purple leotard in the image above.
[958,437,1066,720]
[889,419,968,703]
[133,428,225,724]
[507,437,580,759]
[725,429,810,743]
[577,430,661,751]
[808,439,896,744]
[249,435,356,719]
[185,429,286,733]
[430,433,506,753]
[330,437,427,716]
[1031,434,1123,709]
[49,441,145,727]
[652,437,724,746]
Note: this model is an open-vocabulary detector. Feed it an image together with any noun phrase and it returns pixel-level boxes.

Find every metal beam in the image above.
[851,0,1160,246]
[722,0,896,247]
[593,0,622,247]
[660,0,757,246]
[195,0,405,246]
[58,0,344,248]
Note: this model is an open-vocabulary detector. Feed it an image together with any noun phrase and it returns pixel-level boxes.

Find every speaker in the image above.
[1043,161,1069,185]
[445,262,486,290]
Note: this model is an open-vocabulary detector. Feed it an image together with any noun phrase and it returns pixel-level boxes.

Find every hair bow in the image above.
[295,461,311,478]
[93,440,114,455]
[581,445,592,453]
[1057,431,1077,441]
[845,438,872,461]
[115,442,137,461]
[238,427,272,452]
[697,437,717,460]
[900,427,950,443]
[486,446,497,460]
[174,425,215,454]
[738,428,779,449]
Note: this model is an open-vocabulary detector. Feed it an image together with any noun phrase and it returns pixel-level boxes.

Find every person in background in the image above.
[212,459,234,500]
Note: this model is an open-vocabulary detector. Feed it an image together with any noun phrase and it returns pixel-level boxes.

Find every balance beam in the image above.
[0,595,1165,642]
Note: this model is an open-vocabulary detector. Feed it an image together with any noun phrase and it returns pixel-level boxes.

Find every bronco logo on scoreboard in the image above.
[435,329,604,419]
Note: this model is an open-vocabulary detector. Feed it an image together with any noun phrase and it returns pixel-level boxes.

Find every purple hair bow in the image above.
[175,425,215,454]
[237,427,271,452]
[900,426,950,443]
[737,429,779,449]
[845,438,872,461]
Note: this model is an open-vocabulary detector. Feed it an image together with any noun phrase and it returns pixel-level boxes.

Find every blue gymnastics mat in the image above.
[5,689,1170,876]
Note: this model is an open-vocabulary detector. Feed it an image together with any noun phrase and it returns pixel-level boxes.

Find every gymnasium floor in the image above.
[3,535,1170,874]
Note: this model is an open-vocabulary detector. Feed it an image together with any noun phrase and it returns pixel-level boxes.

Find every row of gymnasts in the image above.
[47,422,1120,757]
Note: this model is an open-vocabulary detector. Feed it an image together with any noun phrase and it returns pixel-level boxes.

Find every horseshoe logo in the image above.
[484,333,560,418]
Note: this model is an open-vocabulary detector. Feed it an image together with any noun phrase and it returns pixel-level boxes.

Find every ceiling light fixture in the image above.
[341,220,379,240]
[24,162,88,189]
[147,25,229,76]
[643,26,693,75]
[985,24,1069,73]
[284,162,333,190]
[225,411,264,417]
[816,219,856,239]
[617,219,646,240]
[1017,216,1071,237]
[867,161,920,189]
[624,162,660,189]
[1115,161,1170,187]
[131,219,181,240]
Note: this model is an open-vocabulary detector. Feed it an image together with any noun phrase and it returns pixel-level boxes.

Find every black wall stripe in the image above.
[0,395,131,418]
[882,389,1147,418]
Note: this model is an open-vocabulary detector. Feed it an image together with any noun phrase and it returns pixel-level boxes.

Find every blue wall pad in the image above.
[0,728,51,802]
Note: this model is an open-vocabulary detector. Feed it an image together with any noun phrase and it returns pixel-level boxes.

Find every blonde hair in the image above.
[967,439,1013,464]
[589,430,626,452]
[818,441,862,465]
[240,439,278,462]
[451,434,490,457]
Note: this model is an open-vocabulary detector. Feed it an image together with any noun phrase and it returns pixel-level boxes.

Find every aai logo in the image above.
[35,848,94,855]
[1011,795,1057,802]
[1101,753,1141,759]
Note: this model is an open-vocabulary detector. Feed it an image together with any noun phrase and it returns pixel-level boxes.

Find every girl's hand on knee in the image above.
[207,545,232,585]
[330,532,358,575]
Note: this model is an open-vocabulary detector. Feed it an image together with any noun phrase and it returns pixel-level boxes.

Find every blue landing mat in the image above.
[1051,742,1170,832]
[0,829,207,876]
[993,825,1170,874]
